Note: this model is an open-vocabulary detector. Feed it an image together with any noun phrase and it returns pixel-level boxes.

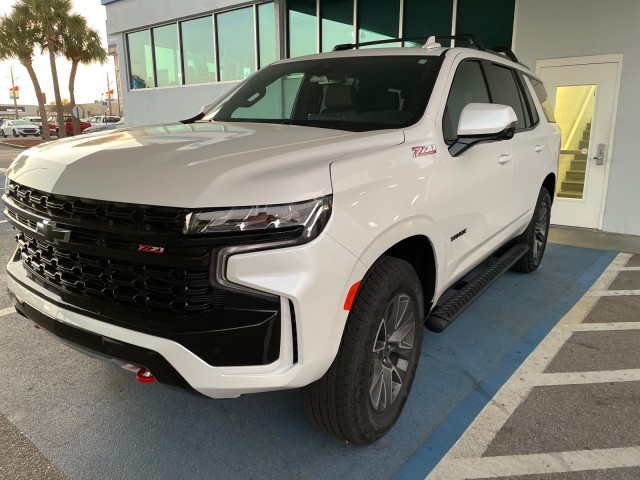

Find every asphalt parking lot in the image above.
[0,144,639,479]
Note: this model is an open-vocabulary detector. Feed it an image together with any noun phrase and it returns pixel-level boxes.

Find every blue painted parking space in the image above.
[0,244,615,480]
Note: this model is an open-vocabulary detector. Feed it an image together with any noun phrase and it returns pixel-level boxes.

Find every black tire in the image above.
[12,129,18,137]
[1,129,5,138]
[512,187,551,273]
[302,256,424,444]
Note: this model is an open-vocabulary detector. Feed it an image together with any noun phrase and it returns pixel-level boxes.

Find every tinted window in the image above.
[289,0,317,58]
[181,16,216,85]
[518,73,539,127]
[529,77,556,123]
[358,0,400,46]
[217,7,256,82]
[258,3,277,67]
[321,0,353,52]
[127,30,153,89]
[153,24,182,87]
[210,56,442,132]
[443,61,490,142]
[485,63,526,129]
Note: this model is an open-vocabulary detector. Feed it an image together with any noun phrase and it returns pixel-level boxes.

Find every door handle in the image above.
[534,144,544,153]
[591,143,607,165]
[498,154,512,164]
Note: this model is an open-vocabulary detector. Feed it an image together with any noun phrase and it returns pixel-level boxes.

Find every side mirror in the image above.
[449,103,517,157]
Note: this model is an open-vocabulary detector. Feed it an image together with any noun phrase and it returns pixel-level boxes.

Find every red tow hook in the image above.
[34,324,41,329]
[136,368,156,384]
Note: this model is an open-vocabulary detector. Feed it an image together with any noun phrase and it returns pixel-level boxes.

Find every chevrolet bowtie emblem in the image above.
[35,219,71,245]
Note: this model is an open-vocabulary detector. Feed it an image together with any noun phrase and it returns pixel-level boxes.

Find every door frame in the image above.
[536,54,623,230]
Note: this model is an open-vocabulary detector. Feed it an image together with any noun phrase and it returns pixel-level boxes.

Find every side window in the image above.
[518,73,539,127]
[443,61,490,143]
[485,63,527,130]
[529,77,556,123]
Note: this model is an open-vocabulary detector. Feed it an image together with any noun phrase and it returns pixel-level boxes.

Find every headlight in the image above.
[184,195,332,241]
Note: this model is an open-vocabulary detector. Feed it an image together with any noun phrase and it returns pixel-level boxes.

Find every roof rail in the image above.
[332,34,485,52]
[491,46,519,63]
[332,34,524,66]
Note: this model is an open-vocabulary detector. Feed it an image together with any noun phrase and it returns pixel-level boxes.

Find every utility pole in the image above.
[10,66,19,120]
[106,71,112,116]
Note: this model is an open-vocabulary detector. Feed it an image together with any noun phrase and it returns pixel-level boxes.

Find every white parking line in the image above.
[531,369,640,386]
[588,290,640,296]
[0,306,16,317]
[558,322,640,332]
[429,447,640,479]
[0,220,7,224]
[427,252,629,479]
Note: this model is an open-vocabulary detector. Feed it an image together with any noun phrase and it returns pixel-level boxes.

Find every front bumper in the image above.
[7,232,366,398]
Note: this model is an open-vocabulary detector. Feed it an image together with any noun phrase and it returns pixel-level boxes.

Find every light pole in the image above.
[9,66,20,120]
[110,80,120,117]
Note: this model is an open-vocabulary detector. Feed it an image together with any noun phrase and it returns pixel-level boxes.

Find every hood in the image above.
[7,122,404,208]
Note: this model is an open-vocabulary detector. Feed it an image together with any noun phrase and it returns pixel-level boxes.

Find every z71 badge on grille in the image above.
[35,220,71,245]
[138,244,165,254]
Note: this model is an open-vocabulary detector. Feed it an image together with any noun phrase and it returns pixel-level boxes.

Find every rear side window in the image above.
[484,63,527,130]
[529,77,556,123]
[443,61,490,143]
[518,73,540,126]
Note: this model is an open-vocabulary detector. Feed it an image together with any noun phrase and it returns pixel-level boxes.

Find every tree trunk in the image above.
[69,61,80,136]
[23,61,51,141]
[48,39,66,138]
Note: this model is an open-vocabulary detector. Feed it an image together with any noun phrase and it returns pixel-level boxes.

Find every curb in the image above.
[0,141,30,150]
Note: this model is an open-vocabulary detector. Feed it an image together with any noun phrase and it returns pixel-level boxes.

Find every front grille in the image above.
[16,231,226,315]
[6,180,188,234]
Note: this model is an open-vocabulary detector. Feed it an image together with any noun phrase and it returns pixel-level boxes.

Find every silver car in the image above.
[1,120,40,137]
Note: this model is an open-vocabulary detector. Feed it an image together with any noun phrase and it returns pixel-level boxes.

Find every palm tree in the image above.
[15,0,73,138]
[0,13,51,140]
[62,14,107,135]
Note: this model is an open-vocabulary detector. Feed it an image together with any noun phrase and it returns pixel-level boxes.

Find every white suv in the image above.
[5,36,559,444]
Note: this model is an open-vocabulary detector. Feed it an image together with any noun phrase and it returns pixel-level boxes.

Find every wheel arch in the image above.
[379,235,437,314]
[543,172,556,204]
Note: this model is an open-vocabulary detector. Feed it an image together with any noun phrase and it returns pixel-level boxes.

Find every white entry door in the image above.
[537,56,622,229]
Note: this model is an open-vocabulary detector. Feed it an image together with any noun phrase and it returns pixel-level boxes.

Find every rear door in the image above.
[483,62,547,223]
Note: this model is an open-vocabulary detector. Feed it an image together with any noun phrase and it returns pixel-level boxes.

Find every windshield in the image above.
[12,120,31,125]
[205,55,442,132]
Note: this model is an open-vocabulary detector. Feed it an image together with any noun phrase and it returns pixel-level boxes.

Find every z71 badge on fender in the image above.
[412,145,437,157]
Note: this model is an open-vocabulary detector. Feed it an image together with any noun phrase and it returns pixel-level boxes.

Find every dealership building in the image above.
[102,0,640,236]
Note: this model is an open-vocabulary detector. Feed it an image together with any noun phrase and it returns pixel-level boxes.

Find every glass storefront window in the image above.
[258,3,277,68]
[127,30,154,89]
[289,0,317,57]
[181,17,216,84]
[403,0,452,46]
[320,0,353,52]
[217,7,256,82]
[153,24,182,87]
[358,0,399,47]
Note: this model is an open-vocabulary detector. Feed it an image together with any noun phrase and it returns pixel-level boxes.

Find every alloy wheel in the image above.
[533,202,549,260]
[369,293,416,413]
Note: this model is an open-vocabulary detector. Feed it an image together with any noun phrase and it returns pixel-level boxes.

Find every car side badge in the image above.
[412,145,436,157]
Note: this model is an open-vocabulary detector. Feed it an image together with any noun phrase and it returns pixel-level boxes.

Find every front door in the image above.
[537,56,622,229]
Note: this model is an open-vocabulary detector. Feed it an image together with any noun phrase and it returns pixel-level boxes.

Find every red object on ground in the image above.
[136,368,156,383]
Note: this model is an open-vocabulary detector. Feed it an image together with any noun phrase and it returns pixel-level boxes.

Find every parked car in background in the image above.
[87,115,121,126]
[82,118,126,134]
[1,119,40,137]
[47,116,92,136]
[23,116,45,127]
